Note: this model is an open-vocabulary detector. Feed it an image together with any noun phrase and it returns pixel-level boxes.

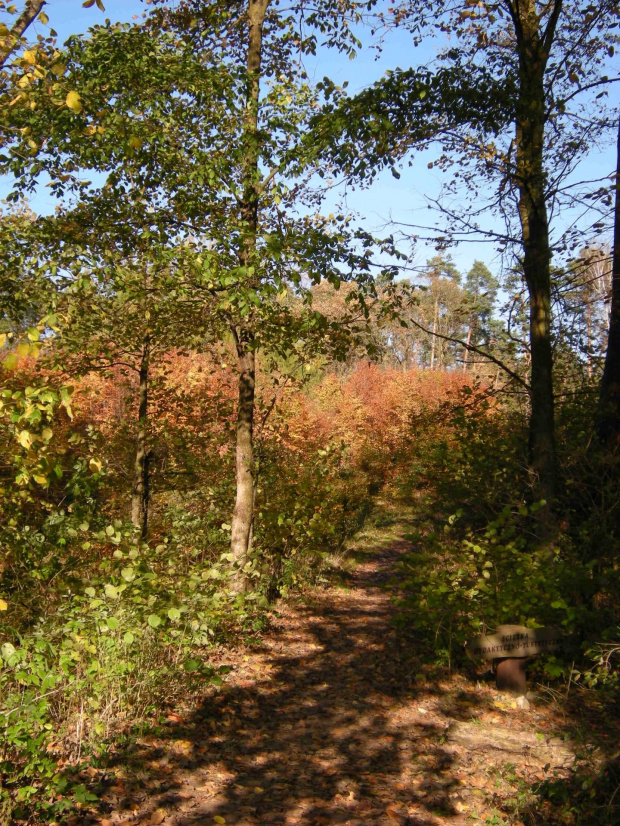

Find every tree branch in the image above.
[0,0,46,69]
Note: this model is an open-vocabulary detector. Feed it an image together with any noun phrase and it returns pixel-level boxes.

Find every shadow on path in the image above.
[97,537,474,826]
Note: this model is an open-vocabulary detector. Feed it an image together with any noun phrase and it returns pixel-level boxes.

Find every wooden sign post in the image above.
[465,625,563,695]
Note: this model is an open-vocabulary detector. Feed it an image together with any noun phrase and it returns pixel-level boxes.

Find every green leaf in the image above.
[104,584,118,599]
[107,617,119,631]
[1,642,16,661]
[168,607,181,621]
[147,614,162,628]
[123,631,134,644]
[121,567,135,582]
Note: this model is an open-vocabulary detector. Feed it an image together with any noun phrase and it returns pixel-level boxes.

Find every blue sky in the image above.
[5,0,619,282]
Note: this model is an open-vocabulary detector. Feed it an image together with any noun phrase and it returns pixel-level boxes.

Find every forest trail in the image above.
[95,521,580,826]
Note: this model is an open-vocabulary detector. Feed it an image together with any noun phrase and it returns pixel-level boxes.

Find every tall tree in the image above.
[228,0,268,579]
[422,255,462,370]
[312,0,619,502]
[462,260,499,372]
[14,195,215,537]
[597,111,620,444]
[2,2,393,588]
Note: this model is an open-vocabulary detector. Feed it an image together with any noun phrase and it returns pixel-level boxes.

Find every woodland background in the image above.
[0,0,619,822]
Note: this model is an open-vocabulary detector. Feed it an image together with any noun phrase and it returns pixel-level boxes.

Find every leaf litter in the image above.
[80,523,604,826]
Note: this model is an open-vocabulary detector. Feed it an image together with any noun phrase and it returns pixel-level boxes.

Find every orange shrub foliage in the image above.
[296,363,474,464]
[34,352,482,543]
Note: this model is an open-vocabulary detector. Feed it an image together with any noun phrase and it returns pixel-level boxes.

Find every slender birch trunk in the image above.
[229,0,269,589]
[230,327,256,580]
[131,336,150,538]
[463,318,473,372]
[430,298,438,369]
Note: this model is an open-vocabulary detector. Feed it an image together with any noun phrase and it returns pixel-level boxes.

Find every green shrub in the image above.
[0,524,263,824]
[393,502,593,658]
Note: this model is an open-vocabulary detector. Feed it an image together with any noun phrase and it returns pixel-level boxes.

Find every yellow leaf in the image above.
[66,91,83,112]
[38,10,49,23]
[96,0,106,10]
[89,457,102,473]
[0,599,7,611]
[33,474,48,485]
[41,427,53,442]
[26,327,39,342]
[22,49,37,65]
[0,333,6,347]
[17,342,30,358]
[3,353,18,370]
[17,430,33,450]
[214,818,226,825]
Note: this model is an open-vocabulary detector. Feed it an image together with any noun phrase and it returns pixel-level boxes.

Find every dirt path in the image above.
[96,526,583,826]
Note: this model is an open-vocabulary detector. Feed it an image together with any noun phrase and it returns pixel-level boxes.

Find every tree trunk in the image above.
[510,0,561,503]
[597,111,620,445]
[229,0,268,589]
[430,298,438,369]
[230,328,256,582]
[586,300,592,380]
[463,317,473,372]
[131,337,150,538]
